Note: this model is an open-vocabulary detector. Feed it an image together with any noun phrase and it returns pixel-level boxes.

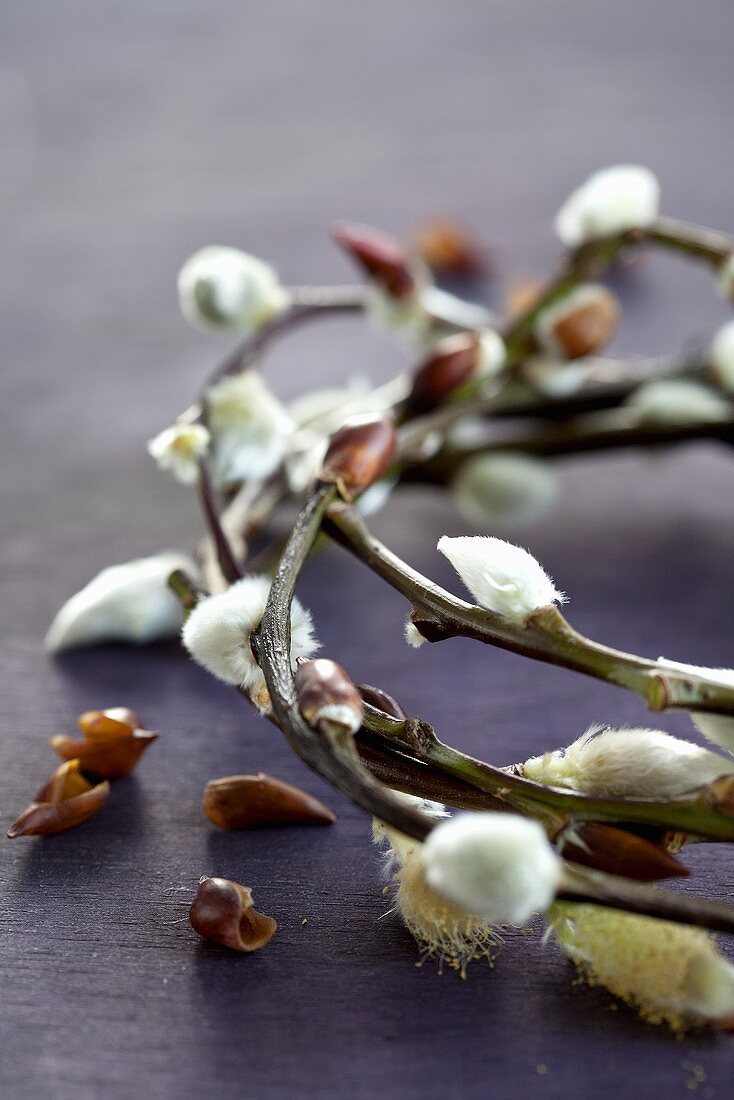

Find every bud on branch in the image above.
[407,333,483,413]
[332,221,417,300]
[321,416,397,501]
[558,822,689,882]
[296,657,365,735]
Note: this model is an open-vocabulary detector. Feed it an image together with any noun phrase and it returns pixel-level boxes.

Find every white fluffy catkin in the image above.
[181,574,318,711]
[373,797,500,974]
[421,813,561,925]
[523,724,734,798]
[45,551,195,652]
[549,902,734,1032]
[438,535,565,623]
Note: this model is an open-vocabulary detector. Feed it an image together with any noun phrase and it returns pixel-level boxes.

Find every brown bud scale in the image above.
[7,760,110,838]
[296,658,364,734]
[548,288,620,360]
[332,221,416,300]
[51,706,158,778]
[203,772,335,829]
[189,877,276,952]
[413,218,485,278]
[559,822,689,882]
[357,683,409,722]
[322,416,396,501]
[407,332,482,413]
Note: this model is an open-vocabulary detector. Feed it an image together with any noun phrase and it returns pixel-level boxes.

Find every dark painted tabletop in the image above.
[3,1,734,1096]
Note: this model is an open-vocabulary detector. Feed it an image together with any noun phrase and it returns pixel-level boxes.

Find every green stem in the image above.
[324,503,734,722]
[359,702,734,842]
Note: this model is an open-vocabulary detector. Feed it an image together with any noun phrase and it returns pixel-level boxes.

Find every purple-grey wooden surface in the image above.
[3,1,734,1096]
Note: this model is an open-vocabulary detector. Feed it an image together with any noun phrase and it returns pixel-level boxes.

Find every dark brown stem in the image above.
[254,482,436,841]
[397,350,711,464]
[356,734,511,811]
[403,407,734,483]
[559,864,734,934]
[197,285,366,407]
[197,459,243,584]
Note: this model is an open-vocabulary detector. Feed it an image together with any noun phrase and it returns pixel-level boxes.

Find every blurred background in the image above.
[2,2,734,1097]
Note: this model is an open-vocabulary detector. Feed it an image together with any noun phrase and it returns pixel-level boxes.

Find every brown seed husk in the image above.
[322,416,396,501]
[189,877,277,952]
[7,760,109,838]
[332,221,416,300]
[51,707,158,778]
[203,773,336,829]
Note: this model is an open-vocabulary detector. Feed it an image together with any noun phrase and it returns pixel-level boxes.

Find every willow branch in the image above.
[169,549,734,932]
[502,218,732,365]
[403,407,734,483]
[195,285,367,409]
[645,216,733,267]
[396,349,713,464]
[558,863,734,934]
[253,483,437,841]
[197,458,243,584]
[359,702,734,842]
[324,502,734,722]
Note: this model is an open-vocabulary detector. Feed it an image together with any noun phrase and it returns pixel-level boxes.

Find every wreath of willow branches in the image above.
[46,166,734,1026]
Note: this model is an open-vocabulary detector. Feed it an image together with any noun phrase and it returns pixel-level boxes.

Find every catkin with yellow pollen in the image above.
[548,902,734,1032]
[372,811,500,976]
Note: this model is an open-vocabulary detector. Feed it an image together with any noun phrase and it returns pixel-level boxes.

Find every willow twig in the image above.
[253,483,437,841]
[359,701,734,842]
[324,502,734,722]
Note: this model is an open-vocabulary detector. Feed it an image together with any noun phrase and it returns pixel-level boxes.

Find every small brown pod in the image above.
[50,706,158,778]
[504,276,544,319]
[203,772,335,829]
[559,822,689,882]
[7,760,110,838]
[189,877,276,952]
[332,221,417,300]
[77,707,142,737]
[321,415,396,501]
[357,683,409,722]
[412,218,485,278]
[535,285,620,360]
[407,332,483,414]
[296,658,364,735]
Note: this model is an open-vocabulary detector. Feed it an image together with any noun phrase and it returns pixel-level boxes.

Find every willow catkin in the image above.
[548,901,734,1032]
[372,815,500,976]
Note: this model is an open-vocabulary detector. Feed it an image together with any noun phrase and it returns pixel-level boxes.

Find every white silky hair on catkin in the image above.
[523,724,734,799]
[421,812,560,925]
[549,902,734,1032]
[554,165,660,247]
[206,370,294,486]
[372,798,500,975]
[437,535,565,623]
[44,550,195,652]
[181,575,319,699]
